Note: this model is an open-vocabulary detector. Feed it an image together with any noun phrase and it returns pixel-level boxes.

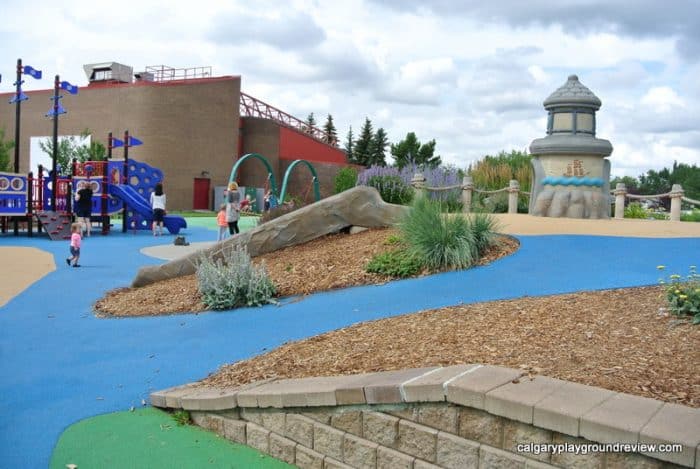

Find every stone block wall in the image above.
[152,365,700,468]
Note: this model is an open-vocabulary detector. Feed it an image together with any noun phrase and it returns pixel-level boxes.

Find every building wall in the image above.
[0,77,241,210]
[278,126,346,164]
[279,159,348,204]
[239,117,348,202]
[239,117,281,190]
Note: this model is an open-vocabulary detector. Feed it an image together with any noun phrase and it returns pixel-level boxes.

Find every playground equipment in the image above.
[227,153,320,208]
[0,158,186,239]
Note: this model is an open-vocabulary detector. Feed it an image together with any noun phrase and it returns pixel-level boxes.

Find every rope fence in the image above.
[409,174,698,221]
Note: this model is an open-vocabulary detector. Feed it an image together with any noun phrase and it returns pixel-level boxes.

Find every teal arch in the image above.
[279,159,321,204]
[228,153,278,195]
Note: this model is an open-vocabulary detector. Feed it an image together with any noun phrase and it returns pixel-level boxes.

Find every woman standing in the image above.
[226,182,241,235]
[150,182,167,236]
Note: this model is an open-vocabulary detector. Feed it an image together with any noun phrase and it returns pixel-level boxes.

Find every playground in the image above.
[1,209,699,467]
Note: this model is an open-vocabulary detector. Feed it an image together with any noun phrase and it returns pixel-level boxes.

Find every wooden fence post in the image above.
[462,176,473,213]
[670,184,684,222]
[411,173,427,201]
[507,180,520,214]
[614,183,627,219]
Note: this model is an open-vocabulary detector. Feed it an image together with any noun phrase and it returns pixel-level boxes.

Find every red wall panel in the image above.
[278,127,347,164]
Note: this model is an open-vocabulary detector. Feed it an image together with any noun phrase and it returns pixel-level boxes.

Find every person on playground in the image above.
[66,222,82,267]
[150,182,167,236]
[239,194,255,213]
[226,182,241,235]
[216,203,228,241]
[75,180,93,237]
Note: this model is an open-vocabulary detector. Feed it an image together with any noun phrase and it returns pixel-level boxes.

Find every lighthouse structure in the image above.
[529,75,613,218]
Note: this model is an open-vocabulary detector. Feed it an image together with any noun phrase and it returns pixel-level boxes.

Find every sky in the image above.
[1,0,699,178]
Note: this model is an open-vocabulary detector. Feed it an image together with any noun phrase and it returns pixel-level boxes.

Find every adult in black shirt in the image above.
[75,181,93,237]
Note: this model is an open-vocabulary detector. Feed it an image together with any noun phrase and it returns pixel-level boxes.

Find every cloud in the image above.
[370,0,700,61]
[640,86,686,112]
[209,9,326,50]
[375,57,457,105]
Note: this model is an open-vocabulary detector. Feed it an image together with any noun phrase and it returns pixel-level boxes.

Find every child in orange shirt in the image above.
[216,204,228,241]
[66,222,82,267]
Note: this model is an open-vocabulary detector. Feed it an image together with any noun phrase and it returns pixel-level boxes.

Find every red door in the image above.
[193,178,211,210]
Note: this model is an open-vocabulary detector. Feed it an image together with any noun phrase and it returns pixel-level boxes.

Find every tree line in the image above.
[304,113,441,169]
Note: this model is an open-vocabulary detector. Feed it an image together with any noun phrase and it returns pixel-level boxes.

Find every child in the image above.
[216,203,228,241]
[66,222,82,267]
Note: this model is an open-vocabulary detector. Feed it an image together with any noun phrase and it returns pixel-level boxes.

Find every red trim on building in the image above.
[278,126,347,164]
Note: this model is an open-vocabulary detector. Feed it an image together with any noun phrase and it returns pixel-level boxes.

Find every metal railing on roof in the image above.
[144,65,212,81]
[240,92,338,147]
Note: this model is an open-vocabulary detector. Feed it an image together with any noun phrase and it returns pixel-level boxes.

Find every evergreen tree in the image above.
[0,127,14,172]
[369,127,389,166]
[323,114,338,146]
[353,117,374,166]
[390,132,441,169]
[344,126,354,163]
[304,112,317,134]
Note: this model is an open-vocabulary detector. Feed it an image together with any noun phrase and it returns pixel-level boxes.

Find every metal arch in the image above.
[279,159,321,204]
[228,153,278,195]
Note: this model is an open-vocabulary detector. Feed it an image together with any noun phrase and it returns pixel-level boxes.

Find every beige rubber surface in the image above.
[0,247,56,307]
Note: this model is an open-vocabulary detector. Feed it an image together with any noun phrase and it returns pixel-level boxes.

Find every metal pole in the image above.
[122,130,129,233]
[50,75,59,211]
[13,59,21,173]
[102,132,112,234]
[13,59,22,234]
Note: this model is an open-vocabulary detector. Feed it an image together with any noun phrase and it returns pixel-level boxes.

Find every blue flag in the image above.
[128,136,143,146]
[23,65,42,80]
[111,138,124,148]
[60,81,79,95]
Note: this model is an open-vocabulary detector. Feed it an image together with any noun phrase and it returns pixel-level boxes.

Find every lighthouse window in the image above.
[552,113,573,131]
[576,113,594,133]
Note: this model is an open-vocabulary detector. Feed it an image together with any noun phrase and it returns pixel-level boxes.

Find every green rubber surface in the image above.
[50,408,294,469]
[184,215,260,231]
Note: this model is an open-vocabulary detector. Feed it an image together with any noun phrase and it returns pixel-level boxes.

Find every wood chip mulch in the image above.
[202,286,699,408]
[93,227,700,408]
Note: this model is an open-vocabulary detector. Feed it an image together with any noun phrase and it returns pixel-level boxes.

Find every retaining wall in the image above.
[152,364,700,468]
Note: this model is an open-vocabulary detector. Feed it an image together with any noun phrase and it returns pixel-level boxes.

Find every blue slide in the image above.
[108,184,187,234]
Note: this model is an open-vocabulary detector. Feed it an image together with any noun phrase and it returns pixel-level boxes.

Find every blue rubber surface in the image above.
[0,226,698,468]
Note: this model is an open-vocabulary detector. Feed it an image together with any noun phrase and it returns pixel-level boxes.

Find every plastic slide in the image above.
[108,184,187,234]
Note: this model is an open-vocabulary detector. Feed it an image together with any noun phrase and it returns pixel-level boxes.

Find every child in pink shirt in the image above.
[66,222,82,267]
[216,204,228,241]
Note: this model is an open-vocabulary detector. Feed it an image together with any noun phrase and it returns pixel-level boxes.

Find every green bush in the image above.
[366,248,423,278]
[334,166,358,194]
[366,175,414,205]
[172,410,191,426]
[624,202,649,219]
[400,197,497,271]
[681,209,700,222]
[195,245,276,310]
[658,265,700,324]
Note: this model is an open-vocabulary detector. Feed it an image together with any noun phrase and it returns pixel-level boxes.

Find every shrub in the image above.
[172,410,191,426]
[195,245,276,310]
[366,249,423,277]
[366,174,414,205]
[624,202,649,219]
[400,197,497,271]
[681,209,700,222]
[658,265,700,324]
[334,166,358,194]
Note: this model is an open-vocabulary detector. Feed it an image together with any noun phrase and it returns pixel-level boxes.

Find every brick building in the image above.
[0,63,348,210]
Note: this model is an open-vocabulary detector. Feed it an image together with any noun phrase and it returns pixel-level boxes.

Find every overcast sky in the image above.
[1,0,699,177]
